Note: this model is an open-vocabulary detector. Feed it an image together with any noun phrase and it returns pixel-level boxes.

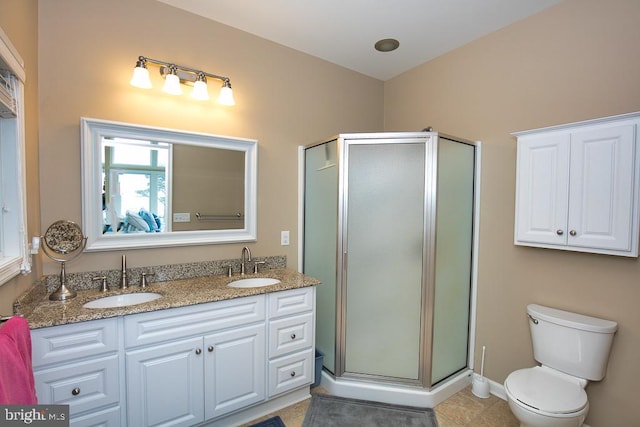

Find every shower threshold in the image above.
[318,368,473,408]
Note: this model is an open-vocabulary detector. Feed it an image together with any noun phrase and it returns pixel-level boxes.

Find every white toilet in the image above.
[504,304,617,427]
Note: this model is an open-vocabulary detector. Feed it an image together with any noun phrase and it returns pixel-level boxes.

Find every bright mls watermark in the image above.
[1,405,68,426]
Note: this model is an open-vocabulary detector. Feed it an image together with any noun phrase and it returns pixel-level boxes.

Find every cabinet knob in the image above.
[290,371,296,377]
[195,348,202,355]
[290,333,296,340]
[72,387,80,396]
[569,230,577,236]
[208,346,214,352]
[556,229,564,236]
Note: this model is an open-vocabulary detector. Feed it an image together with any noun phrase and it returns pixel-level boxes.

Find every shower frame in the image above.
[300,131,481,394]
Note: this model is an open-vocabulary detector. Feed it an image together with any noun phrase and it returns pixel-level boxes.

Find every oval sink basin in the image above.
[228,278,281,288]
[83,292,162,309]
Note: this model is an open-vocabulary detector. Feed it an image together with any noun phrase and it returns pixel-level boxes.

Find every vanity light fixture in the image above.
[130,56,235,106]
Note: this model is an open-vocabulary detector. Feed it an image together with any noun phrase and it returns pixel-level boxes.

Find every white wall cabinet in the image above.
[514,112,640,257]
[33,287,316,427]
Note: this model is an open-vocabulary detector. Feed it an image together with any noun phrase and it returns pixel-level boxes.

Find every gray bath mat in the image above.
[302,394,438,426]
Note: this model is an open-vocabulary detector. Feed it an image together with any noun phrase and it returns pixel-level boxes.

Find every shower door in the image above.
[303,132,476,389]
[340,137,430,382]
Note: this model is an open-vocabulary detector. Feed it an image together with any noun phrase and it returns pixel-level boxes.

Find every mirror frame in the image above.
[81,117,257,252]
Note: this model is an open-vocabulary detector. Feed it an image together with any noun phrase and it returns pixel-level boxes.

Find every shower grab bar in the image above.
[195,212,243,221]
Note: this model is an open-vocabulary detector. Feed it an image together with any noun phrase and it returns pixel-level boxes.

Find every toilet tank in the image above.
[527,304,617,381]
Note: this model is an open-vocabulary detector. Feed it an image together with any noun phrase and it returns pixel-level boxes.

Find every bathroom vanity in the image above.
[18,269,319,427]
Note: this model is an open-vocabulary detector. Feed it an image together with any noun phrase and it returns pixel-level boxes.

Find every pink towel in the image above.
[0,316,37,404]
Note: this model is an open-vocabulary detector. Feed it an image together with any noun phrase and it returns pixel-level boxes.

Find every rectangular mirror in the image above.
[81,117,257,251]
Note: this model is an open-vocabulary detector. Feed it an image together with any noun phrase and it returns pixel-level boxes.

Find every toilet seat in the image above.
[505,367,588,415]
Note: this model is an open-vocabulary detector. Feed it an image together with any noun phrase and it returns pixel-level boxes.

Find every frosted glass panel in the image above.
[344,142,425,379]
[431,139,474,384]
[303,141,338,373]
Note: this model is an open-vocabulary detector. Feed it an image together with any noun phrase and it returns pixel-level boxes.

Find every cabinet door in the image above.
[126,337,204,427]
[568,124,636,252]
[515,133,571,245]
[204,324,265,420]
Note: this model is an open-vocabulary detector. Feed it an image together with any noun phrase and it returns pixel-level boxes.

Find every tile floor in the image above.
[246,385,520,427]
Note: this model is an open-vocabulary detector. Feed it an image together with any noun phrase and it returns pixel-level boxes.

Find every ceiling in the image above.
[157,0,562,81]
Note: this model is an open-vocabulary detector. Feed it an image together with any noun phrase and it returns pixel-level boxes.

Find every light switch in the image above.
[281,230,290,246]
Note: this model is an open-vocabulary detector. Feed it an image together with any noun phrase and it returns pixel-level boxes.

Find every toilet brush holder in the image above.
[472,374,490,398]
[472,345,490,398]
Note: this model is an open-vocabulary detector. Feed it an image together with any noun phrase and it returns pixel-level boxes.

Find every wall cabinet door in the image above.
[567,124,636,251]
[126,337,204,427]
[204,324,266,420]
[515,132,571,245]
[515,114,640,257]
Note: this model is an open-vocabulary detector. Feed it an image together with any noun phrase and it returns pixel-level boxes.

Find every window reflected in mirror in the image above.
[102,137,169,234]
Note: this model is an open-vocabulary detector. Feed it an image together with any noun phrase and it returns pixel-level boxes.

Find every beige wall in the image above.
[36,0,383,276]
[385,0,640,425]
[0,0,40,314]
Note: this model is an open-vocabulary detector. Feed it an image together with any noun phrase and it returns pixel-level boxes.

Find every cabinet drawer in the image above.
[70,405,120,427]
[268,287,314,318]
[268,349,314,398]
[124,295,265,348]
[35,354,119,417]
[31,318,118,368]
[269,312,313,358]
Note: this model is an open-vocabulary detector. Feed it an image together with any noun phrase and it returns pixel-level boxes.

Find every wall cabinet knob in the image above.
[195,348,202,355]
[72,387,80,396]
[208,346,214,352]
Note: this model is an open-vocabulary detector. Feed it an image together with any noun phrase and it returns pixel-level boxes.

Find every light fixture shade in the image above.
[191,79,209,101]
[217,81,235,106]
[162,73,182,95]
[130,65,152,89]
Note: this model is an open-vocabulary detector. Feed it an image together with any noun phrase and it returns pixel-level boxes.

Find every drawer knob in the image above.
[195,348,202,355]
[290,333,296,340]
[290,371,296,377]
[72,387,81,396]
[208,346,214,352]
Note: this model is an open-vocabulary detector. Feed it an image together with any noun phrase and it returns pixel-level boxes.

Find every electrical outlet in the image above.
[281,230,290,246]
[173,212,191,223]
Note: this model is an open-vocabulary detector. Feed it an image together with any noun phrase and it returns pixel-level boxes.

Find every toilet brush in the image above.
[472,346,490,398]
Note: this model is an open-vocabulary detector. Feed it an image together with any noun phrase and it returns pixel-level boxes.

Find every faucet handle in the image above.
[140,272,155,288]
[92,276,108,292]
[253,261,266,274]
[226,266,233,277]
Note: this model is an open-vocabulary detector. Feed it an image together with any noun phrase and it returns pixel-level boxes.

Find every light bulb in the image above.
[217,81,235,106]
[130,61,152,89]
[191,76,209,101]
[162,72,182,95]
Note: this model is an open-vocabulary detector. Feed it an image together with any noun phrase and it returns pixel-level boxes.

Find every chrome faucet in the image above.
[120,254,128,289]
[240,246,252,275]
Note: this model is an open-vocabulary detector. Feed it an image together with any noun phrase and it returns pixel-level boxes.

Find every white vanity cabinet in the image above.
[124,295,266,427]
[31,285,316,427]
[514,113,640,257]
[267,287,315,397]
[31,318,121,426]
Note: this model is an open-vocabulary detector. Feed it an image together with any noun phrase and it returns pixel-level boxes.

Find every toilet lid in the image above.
[505,368,588,414]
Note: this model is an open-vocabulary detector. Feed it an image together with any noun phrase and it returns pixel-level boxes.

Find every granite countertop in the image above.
[15,268,321,329]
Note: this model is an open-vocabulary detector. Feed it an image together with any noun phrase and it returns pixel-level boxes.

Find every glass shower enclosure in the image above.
[303,132,476,389]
